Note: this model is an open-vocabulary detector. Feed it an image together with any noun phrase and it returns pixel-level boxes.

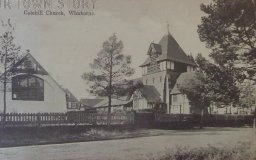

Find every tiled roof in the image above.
[170,71,196,95]
[140,57,151,67]
[64,89,79,102]
[0,53,65,93]
[139,85,162,103]
[130,77,143,84]
[140,34,196,67]
[80,99,104,107]
[170,85,181,95]
[93,97,132,108]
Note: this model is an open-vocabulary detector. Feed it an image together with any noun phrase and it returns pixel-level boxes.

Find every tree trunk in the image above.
[199,108,204,129]
[230,103,232,114]
[107,52,113,126]
[2,44,8,128]
[107,91,112,126]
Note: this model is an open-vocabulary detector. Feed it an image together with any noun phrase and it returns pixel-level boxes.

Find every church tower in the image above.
[140,31,196,113]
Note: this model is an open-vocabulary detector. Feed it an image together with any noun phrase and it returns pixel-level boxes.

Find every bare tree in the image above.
[0,19,21,126]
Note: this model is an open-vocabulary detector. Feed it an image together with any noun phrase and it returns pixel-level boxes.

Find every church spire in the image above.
[167,22,170,35]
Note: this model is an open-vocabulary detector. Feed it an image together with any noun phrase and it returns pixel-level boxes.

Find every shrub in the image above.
[149,141,256,160]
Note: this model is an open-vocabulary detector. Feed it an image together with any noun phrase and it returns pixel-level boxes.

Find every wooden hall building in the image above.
[0,53,67,113]
[134,32,197,114]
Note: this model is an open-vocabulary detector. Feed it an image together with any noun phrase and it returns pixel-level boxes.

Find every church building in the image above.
[0,53,67,113]
[133,31,197,114]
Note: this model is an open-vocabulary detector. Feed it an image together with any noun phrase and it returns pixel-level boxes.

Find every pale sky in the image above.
[0,0,211,99]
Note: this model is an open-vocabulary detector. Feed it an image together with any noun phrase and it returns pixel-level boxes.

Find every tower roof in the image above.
[140,34,196,67]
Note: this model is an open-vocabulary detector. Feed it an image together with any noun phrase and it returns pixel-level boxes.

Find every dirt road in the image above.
[0,127,253,160]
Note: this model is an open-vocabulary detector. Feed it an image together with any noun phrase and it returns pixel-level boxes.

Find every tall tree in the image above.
[82,34,135,119]
[238,80,256,112]
[0,19,21,125]
[195,54,240,105]
[179,54,239,107]
[178,69,211,115]
[178,54,240,128]
[198,0,256,82]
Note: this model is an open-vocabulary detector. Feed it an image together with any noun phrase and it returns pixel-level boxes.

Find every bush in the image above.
[82,128,122,138]
[149,141,256,160]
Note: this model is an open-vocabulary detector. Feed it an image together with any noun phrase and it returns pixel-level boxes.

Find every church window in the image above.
[167,61,171,69]
[163,61,166,70]
[171,61,174,70]
[147,62,160,74]
[142,67,146,75]
[173,95,178,103]
[12,75,44,101]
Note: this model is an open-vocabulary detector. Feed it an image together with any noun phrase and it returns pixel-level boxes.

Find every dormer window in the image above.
[148,43,161,60]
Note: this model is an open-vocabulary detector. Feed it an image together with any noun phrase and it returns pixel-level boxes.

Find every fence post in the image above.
[92,113,97,126]
[37,113,41,127]
[1,113,6,128]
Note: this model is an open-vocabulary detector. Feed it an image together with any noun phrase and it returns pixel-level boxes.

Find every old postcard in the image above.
[0,0,255,160]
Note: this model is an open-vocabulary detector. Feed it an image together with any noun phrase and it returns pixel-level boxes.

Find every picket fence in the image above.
[0,112,134,127]
[0,112,253,127]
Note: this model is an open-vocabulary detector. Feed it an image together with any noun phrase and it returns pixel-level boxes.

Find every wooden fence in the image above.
[0,112,253,127]
[67,112,134,125]
[155,113,194,123]
[202,114,254,125]
[0,112,134,127]
[155,113,254,125]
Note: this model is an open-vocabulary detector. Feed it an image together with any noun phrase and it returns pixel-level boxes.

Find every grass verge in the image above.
[149,141,256,160]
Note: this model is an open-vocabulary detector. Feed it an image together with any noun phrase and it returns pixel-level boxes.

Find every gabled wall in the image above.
[132,90,149,110]
[0,74,67,113]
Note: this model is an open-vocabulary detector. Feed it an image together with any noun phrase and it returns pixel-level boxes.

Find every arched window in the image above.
[12,75,44,101]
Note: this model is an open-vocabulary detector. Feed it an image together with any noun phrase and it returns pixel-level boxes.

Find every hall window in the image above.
[12,75,44,101]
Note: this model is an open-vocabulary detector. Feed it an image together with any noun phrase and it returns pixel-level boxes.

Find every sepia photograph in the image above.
[0,0,255,160]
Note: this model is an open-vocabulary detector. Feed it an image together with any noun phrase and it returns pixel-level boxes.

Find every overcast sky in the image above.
[0,0,211,99]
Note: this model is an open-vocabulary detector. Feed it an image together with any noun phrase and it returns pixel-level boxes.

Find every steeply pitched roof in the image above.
[140,34,196,67]
[139,85,162,103]
[10,53,48,75]
[1,52,65,92]
[130,77,143,84]
[80,99,104,107]
[64,89,79,102]
[0,52,48,78]
[170,71,196,95]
